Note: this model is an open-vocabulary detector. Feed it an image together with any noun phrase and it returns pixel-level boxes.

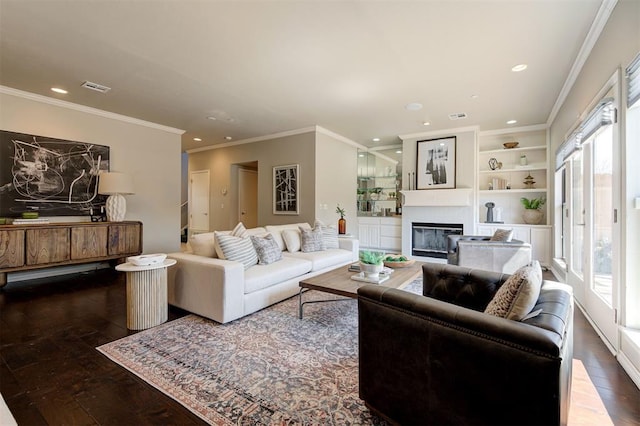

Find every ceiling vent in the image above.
[448,112,467,120]
[81,81,111,93]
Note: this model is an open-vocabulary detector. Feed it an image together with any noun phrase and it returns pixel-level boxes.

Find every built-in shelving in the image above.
[477,126,549,225]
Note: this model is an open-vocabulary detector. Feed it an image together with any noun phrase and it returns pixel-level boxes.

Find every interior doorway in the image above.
[237,163,258,228]
[189,170,210,235]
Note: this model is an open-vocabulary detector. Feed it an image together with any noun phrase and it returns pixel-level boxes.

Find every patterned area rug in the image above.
[97,279,422,425]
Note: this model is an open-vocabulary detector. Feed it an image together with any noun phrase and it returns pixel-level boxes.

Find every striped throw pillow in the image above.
[214,222,249,258]
[314,220,339,249]
[214,233,258,269]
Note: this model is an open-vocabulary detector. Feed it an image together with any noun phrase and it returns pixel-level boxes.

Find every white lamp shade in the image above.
[98,172,135,195]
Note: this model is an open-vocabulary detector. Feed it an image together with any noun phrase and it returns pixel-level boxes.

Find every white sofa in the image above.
[167,222,359,323]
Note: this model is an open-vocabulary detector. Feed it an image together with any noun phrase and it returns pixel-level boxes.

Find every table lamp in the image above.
[98,172,135,222]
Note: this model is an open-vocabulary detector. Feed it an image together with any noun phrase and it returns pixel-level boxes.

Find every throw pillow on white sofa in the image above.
[282,229,302,252]
[215,232,258,269]
[250,234,282,265]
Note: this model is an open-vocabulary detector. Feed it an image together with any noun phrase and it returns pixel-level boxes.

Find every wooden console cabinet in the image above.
[0,221,142,285]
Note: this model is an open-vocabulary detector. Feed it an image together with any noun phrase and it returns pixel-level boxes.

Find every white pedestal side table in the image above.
[115,259,177,330]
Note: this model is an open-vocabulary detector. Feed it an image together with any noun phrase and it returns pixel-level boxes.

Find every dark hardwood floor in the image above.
[1,269,639,425]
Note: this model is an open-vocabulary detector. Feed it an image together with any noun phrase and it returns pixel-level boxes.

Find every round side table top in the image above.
[115,258,176,272]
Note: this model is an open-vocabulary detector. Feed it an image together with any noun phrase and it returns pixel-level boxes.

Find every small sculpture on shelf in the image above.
[488,158,498,170]
[523,174,536,189]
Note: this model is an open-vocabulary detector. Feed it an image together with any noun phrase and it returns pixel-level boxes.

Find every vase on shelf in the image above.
[338,218,346,234]
[523,209,544,225]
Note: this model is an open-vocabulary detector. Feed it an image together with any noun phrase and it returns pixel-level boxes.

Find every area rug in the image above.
[97,280,422,425]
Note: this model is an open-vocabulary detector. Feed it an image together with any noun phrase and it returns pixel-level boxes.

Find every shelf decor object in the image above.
[98,172,135,222]
[503,142,519,149]
[523,174,536,189]
[521,196,546,225]
[416,136,456,190]
[336,204,346,235]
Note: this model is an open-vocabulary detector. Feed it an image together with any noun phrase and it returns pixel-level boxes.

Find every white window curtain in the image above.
[627,52,640,108]
[555,98,615,170]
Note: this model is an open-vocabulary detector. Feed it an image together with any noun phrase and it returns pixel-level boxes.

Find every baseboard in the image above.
[7,262,111,283]
[619,329,640,390]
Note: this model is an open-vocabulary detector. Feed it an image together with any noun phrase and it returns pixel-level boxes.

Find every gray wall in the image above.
[0,90,183,254]
[188,131,317,231]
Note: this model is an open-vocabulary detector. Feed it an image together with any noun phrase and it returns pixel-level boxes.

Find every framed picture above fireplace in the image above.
[416,136,456,190]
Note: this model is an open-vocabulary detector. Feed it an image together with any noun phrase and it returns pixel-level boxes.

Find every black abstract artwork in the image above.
[0,130,109,217]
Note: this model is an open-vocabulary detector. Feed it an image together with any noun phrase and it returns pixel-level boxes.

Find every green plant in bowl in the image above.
[520,196,546,210]
[359,250,385,265]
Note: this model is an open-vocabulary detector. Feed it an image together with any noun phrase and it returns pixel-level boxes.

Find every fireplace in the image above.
[411,222,463,259]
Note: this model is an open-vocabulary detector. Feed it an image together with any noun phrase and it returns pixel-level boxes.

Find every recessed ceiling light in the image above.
[206,116,217,120]
[511,64,528,72]
[358,154,365,158]
[193,137,202,142]
[405,102,423,111]
[372,138,380,142]
[51,87,67,94]
[470,94,479,99]
[507,119,518,124]
[423,121,431,126]
[396,150,402,154]
[224,136,233,140]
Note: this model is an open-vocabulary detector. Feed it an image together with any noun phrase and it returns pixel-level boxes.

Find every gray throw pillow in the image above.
[250,234,282,265]
[300,226,324,252]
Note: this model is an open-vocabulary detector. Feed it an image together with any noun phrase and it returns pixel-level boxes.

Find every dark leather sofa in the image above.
[357,263,573,425]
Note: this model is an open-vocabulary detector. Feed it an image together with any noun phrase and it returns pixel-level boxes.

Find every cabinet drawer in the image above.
[26,228,70,265]
[71,226,108,260]
[109,223,142,255]
[380,236,401,251]
[0,230,25,268]
[380,224,401,238]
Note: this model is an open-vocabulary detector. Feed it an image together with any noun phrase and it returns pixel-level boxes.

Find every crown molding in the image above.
[0,85,185,135]
[478,123,547,136]
[187,125,367,154]
[315,126,368,150]
[398,125,479,141]
[187,126,317,153]
[546,0,618,126]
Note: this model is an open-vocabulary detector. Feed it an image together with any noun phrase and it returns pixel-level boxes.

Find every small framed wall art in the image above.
[416,136,456,190]
[273,164,299,215]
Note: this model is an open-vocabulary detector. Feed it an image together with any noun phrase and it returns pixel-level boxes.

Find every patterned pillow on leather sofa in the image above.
[484,261,542,320]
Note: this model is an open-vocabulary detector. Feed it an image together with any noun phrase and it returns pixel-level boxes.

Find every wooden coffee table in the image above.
[298,261,424,318]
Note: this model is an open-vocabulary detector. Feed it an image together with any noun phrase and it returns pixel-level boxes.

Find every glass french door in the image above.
[567,125,619,349]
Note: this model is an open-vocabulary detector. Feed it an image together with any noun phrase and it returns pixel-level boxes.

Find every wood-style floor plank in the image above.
[1,269,639,425]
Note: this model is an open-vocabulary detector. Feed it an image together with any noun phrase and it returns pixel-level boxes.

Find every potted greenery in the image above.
[359,250,385,279]
[520,196,546,224]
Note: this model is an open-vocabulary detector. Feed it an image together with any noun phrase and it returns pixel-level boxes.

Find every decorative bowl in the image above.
[503,142,519,149]
[383,255,415,268]
[127,253,167,266]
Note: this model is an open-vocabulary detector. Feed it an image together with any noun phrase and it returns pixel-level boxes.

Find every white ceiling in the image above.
[0,0,604,152]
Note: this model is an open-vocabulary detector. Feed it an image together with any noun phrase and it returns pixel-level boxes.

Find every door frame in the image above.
[189,170,210,236]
